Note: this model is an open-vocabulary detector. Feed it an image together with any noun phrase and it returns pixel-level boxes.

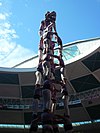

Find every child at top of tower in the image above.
[45,11,57,32]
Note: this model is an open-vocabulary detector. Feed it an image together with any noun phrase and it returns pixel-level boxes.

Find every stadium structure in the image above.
[0,37,100,133]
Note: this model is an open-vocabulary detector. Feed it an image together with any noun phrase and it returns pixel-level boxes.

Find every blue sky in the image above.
[0,0,100,67]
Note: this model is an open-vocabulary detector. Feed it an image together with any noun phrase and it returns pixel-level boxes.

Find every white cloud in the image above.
[0,41,34,67]
[0,4,35,68]
[0,2,2,6]
[0,20,19,40]
[2,22,10,29]
[0,35,35,68]
[0,13,6,20]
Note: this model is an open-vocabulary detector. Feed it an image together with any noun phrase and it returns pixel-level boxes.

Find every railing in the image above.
[76,87,100,101]
[0,87,100,110]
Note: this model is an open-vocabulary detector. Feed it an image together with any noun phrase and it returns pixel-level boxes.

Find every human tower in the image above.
[30,11,73,133]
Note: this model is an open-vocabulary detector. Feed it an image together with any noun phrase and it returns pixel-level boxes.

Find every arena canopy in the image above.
[11,37,100,69]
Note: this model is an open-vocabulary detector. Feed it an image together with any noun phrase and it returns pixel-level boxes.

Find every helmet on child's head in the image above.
[45,11,56,22]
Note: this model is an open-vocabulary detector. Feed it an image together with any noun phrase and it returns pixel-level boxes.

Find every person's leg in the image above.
[42,60,52,79]
[42,125,54,133]
[32,98,39,116]
[35,71,42,85]
[60,67,66,83]
[42,89,52,110]
[32,86,41,116]
[53,124,59,133]
[63,95,70,117]
[64,115,73,133]
[29,120,38,133]
[42,61,48,77]
[51,102,56,113]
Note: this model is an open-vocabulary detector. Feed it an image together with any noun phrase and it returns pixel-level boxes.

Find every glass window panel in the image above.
[21,86,35,98]
[82,52,100,72]
[70,74,100,92]
[0,73,19,84]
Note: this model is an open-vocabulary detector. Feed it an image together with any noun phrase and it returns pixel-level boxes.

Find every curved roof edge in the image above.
[62,37,100,48]
[0,37,100,70]
[0,67,36,72]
